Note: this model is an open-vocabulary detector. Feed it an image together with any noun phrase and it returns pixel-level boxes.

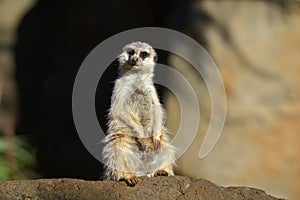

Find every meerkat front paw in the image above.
[136,138,147,151]
[152,137,161,151]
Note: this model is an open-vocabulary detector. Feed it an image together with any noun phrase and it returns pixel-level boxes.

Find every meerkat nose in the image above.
[130,57,138,65]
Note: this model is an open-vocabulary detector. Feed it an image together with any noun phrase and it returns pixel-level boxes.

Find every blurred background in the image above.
[0,0,299,199]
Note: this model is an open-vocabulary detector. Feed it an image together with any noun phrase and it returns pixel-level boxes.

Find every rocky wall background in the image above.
[167,1,300,199]
[0,0,35,138]
[0,0,36,180]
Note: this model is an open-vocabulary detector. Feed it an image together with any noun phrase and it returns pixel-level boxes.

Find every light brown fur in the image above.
[102,42,175,186]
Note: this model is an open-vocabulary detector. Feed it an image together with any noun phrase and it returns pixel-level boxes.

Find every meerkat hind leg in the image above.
[154,165,174,177]
[120,172,139,187]
[104,134,140,186]
[154,170,168,177]
[152,134,175,177]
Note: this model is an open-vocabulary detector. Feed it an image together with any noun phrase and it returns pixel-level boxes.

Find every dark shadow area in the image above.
[14,0,202,179]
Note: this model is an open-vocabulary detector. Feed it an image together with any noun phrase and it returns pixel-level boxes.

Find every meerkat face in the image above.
[118,42,158,72]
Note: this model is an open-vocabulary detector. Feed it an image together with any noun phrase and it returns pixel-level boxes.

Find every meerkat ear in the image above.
[154,55,158,63]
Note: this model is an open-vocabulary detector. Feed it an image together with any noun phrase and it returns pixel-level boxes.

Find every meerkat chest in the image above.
[129,84,154,124]
[115,74,157,126]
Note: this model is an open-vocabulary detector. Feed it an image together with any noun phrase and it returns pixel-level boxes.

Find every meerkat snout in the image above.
[129,56,138,66]
[118,41,157,73]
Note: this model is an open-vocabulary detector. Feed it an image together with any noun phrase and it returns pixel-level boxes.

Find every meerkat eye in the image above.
[127,49,135,55]
[140,51,150,59]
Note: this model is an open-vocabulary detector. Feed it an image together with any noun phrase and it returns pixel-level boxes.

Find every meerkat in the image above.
[102,41,175,186]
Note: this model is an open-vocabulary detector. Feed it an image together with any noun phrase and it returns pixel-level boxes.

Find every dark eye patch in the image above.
[140,51,150,59]
[127,48,135,55]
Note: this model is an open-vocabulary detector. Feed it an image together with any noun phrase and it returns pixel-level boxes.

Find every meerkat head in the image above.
[118,41,158,74]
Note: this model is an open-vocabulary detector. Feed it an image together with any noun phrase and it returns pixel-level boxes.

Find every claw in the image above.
[138,142,146,151]
[136,138,147,151]
[154,170,168,177]
[124,176,138,187]
[153,138,161,151]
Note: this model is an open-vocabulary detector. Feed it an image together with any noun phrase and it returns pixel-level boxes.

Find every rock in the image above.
[182,179,281,200]
[0,176,283,200]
